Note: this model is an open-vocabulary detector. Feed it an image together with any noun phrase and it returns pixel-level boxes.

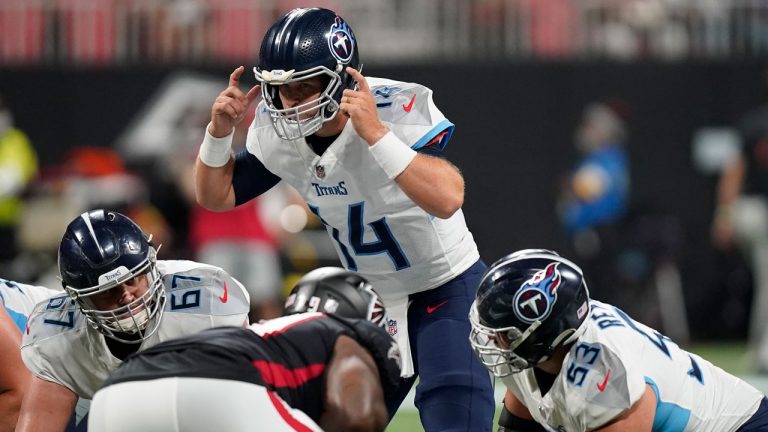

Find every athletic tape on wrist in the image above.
[369,131,417,180]
[198,124,234,168]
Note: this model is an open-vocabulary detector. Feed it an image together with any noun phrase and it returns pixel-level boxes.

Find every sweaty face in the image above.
[278,77,326,121]
[90,273,150,312]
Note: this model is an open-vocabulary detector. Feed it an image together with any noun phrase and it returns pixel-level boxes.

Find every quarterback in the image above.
[470,249,768,432]
[16,210,250,432]
[194,7,494,431]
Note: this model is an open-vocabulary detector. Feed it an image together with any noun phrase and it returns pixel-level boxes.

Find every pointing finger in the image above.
[245,84,261,103]
[346,67,369,92]
[229,66,245,88]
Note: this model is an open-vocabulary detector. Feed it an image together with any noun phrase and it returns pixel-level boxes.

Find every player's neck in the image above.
[104,334,143,360]
[314,112,347,137]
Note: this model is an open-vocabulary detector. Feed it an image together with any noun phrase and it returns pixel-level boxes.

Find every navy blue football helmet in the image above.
[254,7,361,140]
[284,267,386,329]
[58,210,165,343]
[469,249,591,376]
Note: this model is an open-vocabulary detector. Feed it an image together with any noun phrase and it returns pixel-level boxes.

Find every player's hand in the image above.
[340,67,389,146]
[209,66,260,138]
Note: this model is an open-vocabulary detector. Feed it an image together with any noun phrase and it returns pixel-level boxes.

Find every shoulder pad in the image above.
[367,77,454,151]
[561,341,644,429]
[159,261,250,318]
[22,294,83,344]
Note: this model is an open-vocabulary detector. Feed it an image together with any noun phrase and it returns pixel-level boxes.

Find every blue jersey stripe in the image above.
[645,377,691,432]
[411,119,454,151]
[4,306,28,332]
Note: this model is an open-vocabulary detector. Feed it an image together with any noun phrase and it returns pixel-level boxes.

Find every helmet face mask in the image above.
[469,249,591,377]
[255,8,360,141]
[59,210,167,344]
[255,65,342,140]
[469,305,541,376]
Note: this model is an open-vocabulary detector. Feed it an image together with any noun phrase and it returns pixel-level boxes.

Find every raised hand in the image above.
[339,67,389,145]
[209,66,260,138]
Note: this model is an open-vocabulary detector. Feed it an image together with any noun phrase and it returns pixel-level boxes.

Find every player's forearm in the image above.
[396,154,465,219]
[0,389,24,432]
[194,158,236,211]
[16,377,77,432]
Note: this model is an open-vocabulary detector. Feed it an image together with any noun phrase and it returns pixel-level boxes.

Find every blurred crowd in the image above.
[1,0,768,65]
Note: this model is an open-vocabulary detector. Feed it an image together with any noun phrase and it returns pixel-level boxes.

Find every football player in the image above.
[16,209,250,432]
[194,7,494,430]
[0,279,59,431]
[88,267,400,432]
[470,249,768,432]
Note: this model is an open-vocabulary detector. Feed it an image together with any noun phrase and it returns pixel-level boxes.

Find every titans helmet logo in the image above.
[328,17,355,63]
[512,262,562,324]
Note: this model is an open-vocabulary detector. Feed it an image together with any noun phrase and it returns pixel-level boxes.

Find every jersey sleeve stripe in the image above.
[252,361,326,389]
[411,119,454,151]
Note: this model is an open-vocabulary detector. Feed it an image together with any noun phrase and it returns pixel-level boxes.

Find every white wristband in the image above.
[369,131,417,180]
[198,123,234,168]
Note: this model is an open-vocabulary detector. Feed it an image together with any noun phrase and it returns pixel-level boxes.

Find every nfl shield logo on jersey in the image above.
[387,319,398,336]
[315,165,326,178]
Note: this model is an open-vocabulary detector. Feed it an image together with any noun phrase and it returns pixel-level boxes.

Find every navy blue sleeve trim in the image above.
[232,148,281,206]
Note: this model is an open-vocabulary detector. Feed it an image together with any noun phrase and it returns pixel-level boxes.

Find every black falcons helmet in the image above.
[469,249,591,376]
[284,267,386,328]
[254,7,361,140]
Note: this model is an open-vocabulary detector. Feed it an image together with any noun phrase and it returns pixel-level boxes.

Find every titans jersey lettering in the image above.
[246,77,479,304]
[312,181,348,196]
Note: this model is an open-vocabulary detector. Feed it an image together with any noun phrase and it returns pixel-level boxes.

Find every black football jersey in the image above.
[101,312,401,422]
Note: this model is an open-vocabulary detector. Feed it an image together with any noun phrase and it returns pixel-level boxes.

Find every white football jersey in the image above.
[247,77,479,303]
[21,260,250,398]
[502,300,763,432]
[0,278,61,332]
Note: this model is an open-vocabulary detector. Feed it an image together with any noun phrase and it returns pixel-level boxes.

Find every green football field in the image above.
[384,341,765,432]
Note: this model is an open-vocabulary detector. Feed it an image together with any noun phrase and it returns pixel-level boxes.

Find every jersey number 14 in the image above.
[310,202,411,271]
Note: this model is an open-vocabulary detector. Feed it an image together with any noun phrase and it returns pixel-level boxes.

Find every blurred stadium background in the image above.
[2,0,768,430]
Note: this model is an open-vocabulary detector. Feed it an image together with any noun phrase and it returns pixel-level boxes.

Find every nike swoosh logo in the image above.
[426,300,448,314]
[597,369,611,391]
[402,94,416,112]
[219,282,228,303]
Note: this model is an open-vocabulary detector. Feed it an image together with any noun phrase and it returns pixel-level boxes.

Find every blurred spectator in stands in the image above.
[13,147,170,287]
[176,106,286,322]
[0,96,38,278]
[558,100,630,247]
[712,84,768,373]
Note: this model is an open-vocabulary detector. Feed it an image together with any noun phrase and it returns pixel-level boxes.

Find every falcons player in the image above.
[89,267,401,432]
[16,210,250,432]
